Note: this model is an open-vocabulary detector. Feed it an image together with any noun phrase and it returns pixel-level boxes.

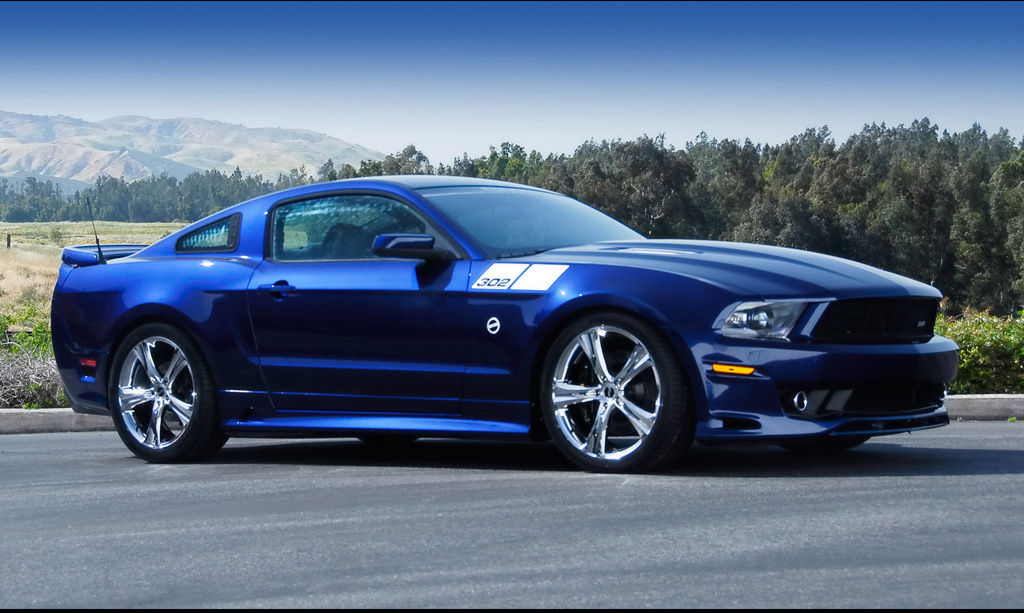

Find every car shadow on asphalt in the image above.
[672,440,1024,478]
[205,436,1024,478]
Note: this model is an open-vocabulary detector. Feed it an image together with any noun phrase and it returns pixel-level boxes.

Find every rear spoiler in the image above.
[61,244,148,267]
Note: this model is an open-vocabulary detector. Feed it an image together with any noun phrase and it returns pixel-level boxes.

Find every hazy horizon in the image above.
[1,1,1021,164]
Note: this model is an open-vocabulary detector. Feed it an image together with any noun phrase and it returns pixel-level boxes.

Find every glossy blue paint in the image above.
[60,244,148,266]
[248,257,470,414]
[51,175,958,445]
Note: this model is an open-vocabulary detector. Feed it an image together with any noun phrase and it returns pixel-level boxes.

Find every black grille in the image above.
[812,298,937,343]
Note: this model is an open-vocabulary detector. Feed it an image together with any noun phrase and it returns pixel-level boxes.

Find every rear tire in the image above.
[539,312,694,473]
[108,323,227,463]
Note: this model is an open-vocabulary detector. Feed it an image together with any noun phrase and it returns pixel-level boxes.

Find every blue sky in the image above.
[1,1,1021,163]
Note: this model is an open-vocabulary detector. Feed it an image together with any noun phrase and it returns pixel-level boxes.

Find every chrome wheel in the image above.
[116,335,196,450]
[109,323,227,463]
[550,324,662,462]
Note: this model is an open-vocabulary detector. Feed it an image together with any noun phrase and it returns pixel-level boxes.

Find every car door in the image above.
[247,192,469,414]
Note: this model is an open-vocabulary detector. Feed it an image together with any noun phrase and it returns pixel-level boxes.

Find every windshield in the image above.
[417,186,644,258]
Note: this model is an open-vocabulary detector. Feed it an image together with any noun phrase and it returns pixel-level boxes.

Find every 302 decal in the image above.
[475,277,513,288]
[471,263,529,290]
[471,263,569,291]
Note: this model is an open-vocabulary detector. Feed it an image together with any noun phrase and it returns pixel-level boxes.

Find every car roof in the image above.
[140,175,553,260]
[330,175,549,191]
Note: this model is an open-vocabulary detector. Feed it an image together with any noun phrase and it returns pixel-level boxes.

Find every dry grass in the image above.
[0,241,60,308]
[0,222,185,407]
[0,220,185,245]
[0,221,185,310]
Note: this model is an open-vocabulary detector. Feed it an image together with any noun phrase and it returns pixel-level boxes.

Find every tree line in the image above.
[2,118,1023,315]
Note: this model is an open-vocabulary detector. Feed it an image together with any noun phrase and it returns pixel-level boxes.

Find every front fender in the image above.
[463,263,735,418]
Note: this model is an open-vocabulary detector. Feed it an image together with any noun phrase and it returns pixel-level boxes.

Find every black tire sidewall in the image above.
[540,312,694,473]
[108,323,222,463]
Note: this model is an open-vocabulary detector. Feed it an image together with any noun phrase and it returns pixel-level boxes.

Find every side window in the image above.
[270,194,429,261]
[176,214,240,253]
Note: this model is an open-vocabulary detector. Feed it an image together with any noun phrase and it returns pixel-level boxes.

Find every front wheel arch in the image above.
[535,309,696,472]
[528,305,699,440]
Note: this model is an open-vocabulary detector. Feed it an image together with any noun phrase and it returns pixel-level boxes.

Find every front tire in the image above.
[540,312,694,473]
[108,323,227,462]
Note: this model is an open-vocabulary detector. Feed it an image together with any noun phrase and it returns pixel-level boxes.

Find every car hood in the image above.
[528,239,942,300]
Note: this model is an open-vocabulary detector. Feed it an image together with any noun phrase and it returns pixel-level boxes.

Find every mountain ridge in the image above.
[0,111,384,189]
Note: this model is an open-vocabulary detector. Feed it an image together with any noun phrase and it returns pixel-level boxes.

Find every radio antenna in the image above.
[86,196,106,264]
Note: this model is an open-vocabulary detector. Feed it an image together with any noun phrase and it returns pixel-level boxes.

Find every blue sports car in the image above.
[51,176,959,472]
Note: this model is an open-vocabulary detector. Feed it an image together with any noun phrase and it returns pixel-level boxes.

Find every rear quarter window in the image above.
[176,214,241,253]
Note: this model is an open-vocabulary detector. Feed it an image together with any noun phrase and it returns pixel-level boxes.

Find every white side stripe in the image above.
[510,265,569,291]
[472,263,568,291]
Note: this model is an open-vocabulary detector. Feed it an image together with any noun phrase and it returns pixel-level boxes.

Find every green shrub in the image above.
[1,299,64,408]
[48,225,67,246]
[935,310,1024,394]
[1,300,53,359]
[21,381,67,409]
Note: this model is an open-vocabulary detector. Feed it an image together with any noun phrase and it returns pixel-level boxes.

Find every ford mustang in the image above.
[51,176,959,472]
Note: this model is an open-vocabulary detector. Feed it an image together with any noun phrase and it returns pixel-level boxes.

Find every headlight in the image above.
[721,301,806,340]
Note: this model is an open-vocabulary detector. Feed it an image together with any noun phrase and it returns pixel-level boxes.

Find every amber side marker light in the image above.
[712,363,756,375]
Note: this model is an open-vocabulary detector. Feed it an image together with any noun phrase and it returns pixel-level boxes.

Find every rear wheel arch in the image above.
[107,320,227,462]
[105,311,219,390]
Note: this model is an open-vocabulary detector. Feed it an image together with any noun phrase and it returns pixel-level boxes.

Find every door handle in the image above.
[257,282,297,298]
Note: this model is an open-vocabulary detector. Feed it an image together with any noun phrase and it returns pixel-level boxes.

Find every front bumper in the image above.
[682,332,958,442]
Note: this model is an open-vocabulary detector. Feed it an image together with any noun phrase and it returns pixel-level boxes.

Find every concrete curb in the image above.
[944,394,1024,421]
[0,408,115,434]
[0,395,1021,435]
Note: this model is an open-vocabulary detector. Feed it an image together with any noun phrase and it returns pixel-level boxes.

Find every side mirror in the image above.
[372,234,451,260]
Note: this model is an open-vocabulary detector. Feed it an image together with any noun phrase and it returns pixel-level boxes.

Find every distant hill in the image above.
[0,111,384,191]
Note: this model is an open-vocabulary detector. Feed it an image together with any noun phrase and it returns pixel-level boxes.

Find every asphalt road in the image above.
[1,422,1022,608]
